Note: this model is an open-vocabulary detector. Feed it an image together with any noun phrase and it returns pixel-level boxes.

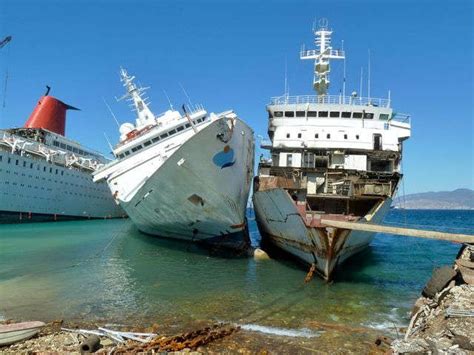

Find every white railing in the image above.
[0,130,105,171]
[269,94,391,108]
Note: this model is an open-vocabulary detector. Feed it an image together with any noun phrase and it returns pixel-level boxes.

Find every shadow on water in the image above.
[126,223,250,260]
[332,248,379,283]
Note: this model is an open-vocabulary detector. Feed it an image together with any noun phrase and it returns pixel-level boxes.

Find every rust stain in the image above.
[230,221,246,229]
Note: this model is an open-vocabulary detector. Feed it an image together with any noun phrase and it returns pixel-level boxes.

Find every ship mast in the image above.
[300,18,345,96]
[117,68,155,127]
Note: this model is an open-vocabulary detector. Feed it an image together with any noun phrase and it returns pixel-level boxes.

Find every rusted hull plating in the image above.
[253,188,392,280]
[121,117,255,250]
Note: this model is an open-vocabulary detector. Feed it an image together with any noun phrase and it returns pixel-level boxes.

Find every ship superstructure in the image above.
[94,69,254,249]
[0,88,124,222]
[253,20,411,280]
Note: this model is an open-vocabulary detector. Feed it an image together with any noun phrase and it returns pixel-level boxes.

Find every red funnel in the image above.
[24,93,79,136]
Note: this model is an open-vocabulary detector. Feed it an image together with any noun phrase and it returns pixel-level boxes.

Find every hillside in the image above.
[392,188,474,210]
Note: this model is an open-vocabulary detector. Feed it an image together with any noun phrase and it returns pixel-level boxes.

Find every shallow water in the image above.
[0,210,471,339]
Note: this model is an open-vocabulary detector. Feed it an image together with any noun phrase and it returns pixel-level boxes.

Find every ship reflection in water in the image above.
[0,210,468,344]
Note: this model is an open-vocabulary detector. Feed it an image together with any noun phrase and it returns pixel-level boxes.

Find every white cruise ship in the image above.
[0,87,125,223]
[253,20,411,280]
[93,69,254,249]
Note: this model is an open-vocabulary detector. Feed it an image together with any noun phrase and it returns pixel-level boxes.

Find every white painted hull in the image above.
[0,151,124,223]
[253,188,392,280]
[117,117,254,248]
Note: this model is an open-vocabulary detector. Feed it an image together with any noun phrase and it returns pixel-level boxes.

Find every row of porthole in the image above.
[0,154,95,180]
[0,169,104,191]
[1,183,109,200]
[285,133,361,140]
[272,111,385,120]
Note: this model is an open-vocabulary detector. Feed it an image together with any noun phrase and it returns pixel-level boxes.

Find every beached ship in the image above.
[93,68,254,249]
[0,87,125,223]
[253,20,411,280]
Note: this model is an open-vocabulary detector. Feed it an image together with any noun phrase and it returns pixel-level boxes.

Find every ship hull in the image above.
[118,117,254,249]
[0,150,125,224]
[253,188,391,280]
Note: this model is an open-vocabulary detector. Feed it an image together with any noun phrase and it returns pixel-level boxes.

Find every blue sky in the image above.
[0,0,472,194]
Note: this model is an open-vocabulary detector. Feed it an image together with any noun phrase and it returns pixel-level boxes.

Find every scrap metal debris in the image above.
[391,243,474,354]
[62,327,156,344]
[111,323,239,354]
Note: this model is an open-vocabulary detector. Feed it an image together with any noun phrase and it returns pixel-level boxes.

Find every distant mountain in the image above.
[392,188,474,210]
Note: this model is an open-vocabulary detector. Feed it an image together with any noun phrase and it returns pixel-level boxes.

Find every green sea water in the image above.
[0,210,471,340]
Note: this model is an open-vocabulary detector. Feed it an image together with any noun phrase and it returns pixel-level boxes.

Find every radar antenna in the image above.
[300,18,345,96]
[117,67,155,127]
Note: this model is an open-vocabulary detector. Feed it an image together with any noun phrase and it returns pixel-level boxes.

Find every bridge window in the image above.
[274,111,283,117]
[296,111,305,117]
[344,134,348,139]
[356,135,360,140]
[169,129,177,135]
[185,123,191,128]
[152,136,160,143]
[341,112,351,118]
[177,126,184,132]
[125,151,130,156]
[353,112,363,118]
[143,140,152,147]
[330,112,340,118]
[286,133,290,138]
[326,134,331,139]
[284,111,294,117]
[379,113,389,120]
[315,133,319,138]
[298,133,302,138]
[160,133,168,139]
[318,111,328,117]
[307,111,317,117]
[364,112,374,119]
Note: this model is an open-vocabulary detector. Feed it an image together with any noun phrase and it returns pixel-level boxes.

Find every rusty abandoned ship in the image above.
[253,19,411,280]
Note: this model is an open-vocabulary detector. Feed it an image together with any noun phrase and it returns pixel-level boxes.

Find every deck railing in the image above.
[269,95,391,108]
[0,130,105,171]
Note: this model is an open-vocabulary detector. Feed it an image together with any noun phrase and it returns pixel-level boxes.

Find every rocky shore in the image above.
[392,244,474,353]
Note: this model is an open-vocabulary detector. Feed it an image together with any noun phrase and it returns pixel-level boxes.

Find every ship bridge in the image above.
[262,19,411,169]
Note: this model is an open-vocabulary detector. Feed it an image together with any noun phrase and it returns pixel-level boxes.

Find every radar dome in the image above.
[119,123,135,135]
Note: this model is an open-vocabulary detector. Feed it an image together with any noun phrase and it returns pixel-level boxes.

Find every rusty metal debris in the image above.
[304,263,316,283]
[111,323,239,354]
[391,244,474,354]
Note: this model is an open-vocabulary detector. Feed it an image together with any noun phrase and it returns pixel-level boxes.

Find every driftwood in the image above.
[111,323,239,354]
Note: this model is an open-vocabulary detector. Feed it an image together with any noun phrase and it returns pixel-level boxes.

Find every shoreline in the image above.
[0,318,396,353]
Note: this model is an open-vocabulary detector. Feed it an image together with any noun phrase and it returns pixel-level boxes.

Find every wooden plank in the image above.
[320,219,474,243]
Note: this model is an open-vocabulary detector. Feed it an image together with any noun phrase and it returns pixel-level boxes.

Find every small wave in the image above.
[240,324,323,338]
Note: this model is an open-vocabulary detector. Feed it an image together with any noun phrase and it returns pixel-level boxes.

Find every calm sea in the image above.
[0,209,472,342]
